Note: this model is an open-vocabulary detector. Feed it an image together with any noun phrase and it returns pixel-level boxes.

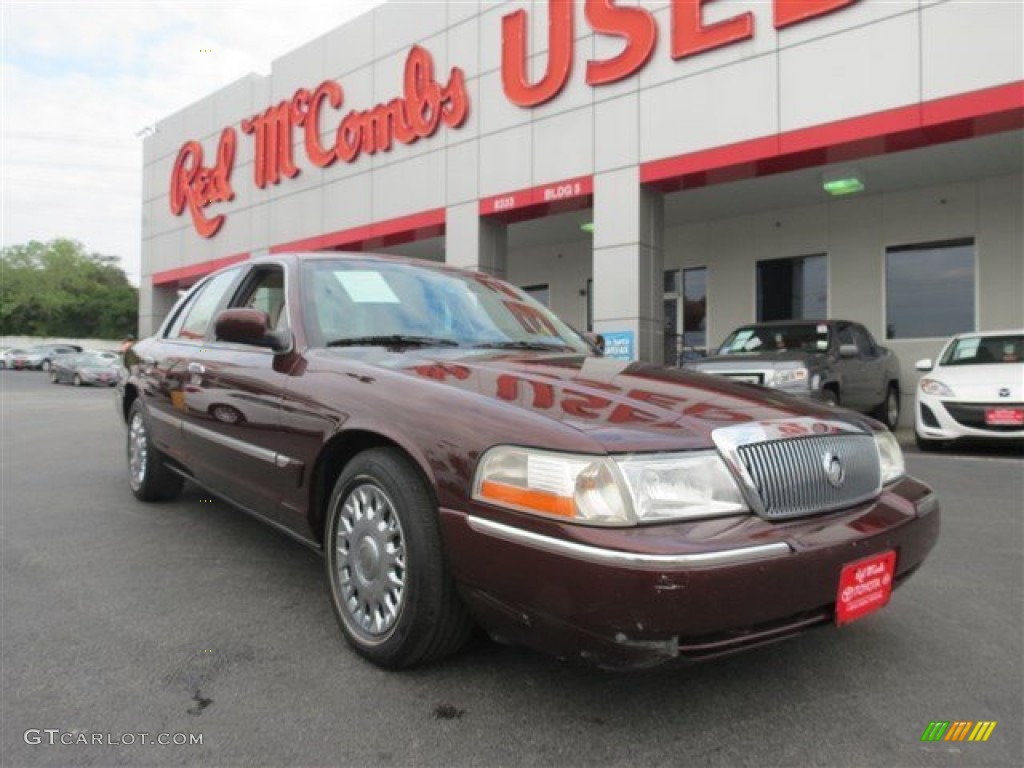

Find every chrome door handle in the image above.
[187,362,206,375]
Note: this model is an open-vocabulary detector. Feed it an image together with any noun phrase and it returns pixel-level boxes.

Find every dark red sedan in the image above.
[118,254,939,669]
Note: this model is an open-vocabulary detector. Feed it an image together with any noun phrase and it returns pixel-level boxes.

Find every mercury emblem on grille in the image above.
[823,452,845,488]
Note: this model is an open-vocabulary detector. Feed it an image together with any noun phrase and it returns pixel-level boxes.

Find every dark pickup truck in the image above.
[683,320,902,429]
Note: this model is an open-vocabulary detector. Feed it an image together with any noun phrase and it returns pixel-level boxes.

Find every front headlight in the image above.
[873,430,905,485]
[615,452,748,522]
[473,446,748,526]
[771,367,809,387]
[920,378,954,397]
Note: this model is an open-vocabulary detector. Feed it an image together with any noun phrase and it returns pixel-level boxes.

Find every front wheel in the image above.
[127,400,184,501]
[324,448,472,668]
[873,384,901,430]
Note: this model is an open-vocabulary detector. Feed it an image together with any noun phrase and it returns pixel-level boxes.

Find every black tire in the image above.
[873,384,901,430]
[914,432,942,452]
[127,400,184,501]
[73,374,82,387]
[324,447,472,668]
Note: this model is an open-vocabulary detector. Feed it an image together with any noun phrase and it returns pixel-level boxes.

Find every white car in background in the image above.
[914,330,1024,450]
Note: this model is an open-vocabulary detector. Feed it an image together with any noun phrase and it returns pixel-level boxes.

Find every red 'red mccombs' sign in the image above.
[170,45,468,237]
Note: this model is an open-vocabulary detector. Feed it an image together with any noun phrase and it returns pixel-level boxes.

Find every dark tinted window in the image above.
[886,240,975,339]
[757,254,827,321]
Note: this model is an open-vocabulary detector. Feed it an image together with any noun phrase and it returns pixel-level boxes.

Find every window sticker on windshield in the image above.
[954,337,980,359]
[333,271,400,303]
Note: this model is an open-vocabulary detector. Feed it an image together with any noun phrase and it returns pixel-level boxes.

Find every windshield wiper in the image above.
[472,340,574,352]
[326,335,460,349]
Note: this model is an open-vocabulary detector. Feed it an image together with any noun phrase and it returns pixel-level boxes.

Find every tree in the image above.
[0,239,138,338]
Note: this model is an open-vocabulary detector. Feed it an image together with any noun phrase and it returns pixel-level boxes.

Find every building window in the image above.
[885,239,975,339]
[663,270,681,364]
[522,284,550,307]
[682,267,707,353]
[756,254,827,322]
[586,279,593,332]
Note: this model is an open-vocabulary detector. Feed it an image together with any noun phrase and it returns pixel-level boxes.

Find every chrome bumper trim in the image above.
[467,516,791,570]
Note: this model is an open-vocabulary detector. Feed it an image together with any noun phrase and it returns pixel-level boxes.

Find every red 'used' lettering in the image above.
[501,0,861,105]
[671,0,753,60]
[585,0,658,86]
[169,128,236,239]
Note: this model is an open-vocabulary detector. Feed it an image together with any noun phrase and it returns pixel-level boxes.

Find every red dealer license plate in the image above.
[985,408,1024,426]
[836,551,897,626]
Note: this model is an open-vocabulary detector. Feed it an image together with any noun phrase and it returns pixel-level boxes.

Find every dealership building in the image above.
[142,0,1023,422]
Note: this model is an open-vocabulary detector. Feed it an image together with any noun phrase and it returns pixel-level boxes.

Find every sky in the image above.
[1,0,387,284]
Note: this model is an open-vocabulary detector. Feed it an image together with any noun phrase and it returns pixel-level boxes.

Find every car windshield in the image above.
[717,324,831,355]
[304,259,590,353]
[940,334,1023,366]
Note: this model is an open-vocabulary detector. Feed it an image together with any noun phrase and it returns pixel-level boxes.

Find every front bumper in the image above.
[441,476,940,668]
[916,394,1024,441]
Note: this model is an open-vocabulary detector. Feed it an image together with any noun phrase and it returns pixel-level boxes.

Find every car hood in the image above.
[686,351,827,370]
[324,348,869,453]
[931,363,1024,401]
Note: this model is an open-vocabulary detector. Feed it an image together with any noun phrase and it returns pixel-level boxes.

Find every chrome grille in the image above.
[737,434,880,519]
[711,419,882,521]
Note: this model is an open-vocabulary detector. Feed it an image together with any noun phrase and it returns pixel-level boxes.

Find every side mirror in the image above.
[839,344,859,359]
[915,358,934,372]
[583,332,605,356]
[214,308,291,353]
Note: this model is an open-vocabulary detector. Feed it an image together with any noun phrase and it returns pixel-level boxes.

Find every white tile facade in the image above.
[141,0,1023,377]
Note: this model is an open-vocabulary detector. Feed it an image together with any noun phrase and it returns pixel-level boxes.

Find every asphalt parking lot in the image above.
[2,369,1021,767]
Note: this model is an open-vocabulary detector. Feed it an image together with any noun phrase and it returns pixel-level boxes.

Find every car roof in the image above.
[733,319,851,328]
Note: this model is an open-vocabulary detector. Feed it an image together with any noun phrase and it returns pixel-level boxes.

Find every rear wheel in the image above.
[127,400,184,501]
[324,448,472,668]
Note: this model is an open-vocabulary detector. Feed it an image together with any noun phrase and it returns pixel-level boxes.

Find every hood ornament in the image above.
[823,452,845,488]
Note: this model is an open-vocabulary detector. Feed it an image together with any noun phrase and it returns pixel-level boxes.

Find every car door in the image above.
[137,268,243,466]
[833,323,869,411]
[851,324,888,409]
[179,263,302,530]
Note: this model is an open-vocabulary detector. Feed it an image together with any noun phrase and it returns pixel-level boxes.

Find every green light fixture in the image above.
[823,168,865,197]
[580,221,595,233]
